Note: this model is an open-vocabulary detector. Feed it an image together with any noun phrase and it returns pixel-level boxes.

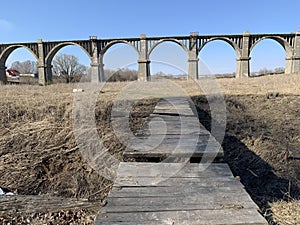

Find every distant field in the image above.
[0,73,299,224]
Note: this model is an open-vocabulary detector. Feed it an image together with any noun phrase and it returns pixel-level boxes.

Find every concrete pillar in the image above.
[236,31,251,78]
[188,32,199,80]
[285,56,293,74]
[138,34,150,81]
[90,60,104,83]
[0,63,7,84]
[90,36,104,83]
[37,39,53,85]
[291,30,300,73]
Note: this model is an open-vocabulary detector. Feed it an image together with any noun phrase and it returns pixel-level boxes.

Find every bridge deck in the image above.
[96,97,268,225]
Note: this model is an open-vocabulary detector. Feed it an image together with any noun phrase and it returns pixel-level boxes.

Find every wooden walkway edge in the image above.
[96,97,268,225]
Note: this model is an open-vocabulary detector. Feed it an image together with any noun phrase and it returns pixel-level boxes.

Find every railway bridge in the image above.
[0,31,300,85]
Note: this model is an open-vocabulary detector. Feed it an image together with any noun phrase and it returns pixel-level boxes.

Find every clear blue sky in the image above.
[1,0,299,74]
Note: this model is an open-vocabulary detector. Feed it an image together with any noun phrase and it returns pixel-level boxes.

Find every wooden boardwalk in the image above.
[96,97,268,225]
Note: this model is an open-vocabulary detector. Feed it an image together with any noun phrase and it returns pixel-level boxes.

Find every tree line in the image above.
[9,53,139,83]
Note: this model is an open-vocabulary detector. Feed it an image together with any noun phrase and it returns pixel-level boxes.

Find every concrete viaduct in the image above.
[0,31,300,85]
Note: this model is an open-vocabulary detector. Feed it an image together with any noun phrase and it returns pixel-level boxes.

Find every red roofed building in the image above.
[6,69,20,79]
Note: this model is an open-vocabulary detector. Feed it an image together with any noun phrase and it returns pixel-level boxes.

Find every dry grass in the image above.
[0,73,299,224]
[175,73,300,96]
[0,82,157,224]
[269,200,300,225]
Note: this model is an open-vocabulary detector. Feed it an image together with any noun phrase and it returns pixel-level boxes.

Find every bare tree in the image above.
[52,53,88,83]
[274,67,285,74]
[11,60,37,74]
[105,68,138,82]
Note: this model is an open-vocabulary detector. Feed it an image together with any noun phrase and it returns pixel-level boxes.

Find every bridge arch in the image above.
[250,38,287,75]
[198,39,238,76]
[0,45,38,65]
[45,42,92,65]
[148,39,189,58]
[149,40,189,78]
[101,42,139,81]
[100,40,140,56]
[250,36,293,56]
[198,37,241,57]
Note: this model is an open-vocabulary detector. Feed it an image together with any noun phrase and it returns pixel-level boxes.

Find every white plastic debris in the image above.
[73,89,84,93]
[5,192,14,196]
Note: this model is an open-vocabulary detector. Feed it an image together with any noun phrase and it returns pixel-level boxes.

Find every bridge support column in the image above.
[38,64,53,85]
[90,61,104,83]
[37,65,53,85]
[90,36,104,83]
[236,57,250,78]
[236,32,250,78]
[138,34,150,81]
[0,63,7,84]
[188,59,199,80]
[285,56,294,74]
[188,32,199,80]
[38,39,53,85]
[289,30,300,74]
[138,59,150,81]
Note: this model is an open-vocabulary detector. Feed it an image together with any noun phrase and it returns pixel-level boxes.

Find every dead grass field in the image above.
[0,73,299,224]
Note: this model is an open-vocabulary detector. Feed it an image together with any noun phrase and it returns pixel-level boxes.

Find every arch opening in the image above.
[198,40,237,78]
[4,47,38,84]
[48,45,91,83]
[102,43,139,82]
[149,41,188,80]
[250,39,286,76]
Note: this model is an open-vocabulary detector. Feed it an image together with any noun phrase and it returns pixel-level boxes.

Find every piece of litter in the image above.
[73,89,84,93]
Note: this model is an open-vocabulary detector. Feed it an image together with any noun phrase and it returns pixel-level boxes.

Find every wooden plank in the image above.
[148,114,200,120]
[124,144,223,156]
[117,163,233,178]
[123,150,223,160]
[137,128,210,135]
[140,123,207,131]
[133,134,210,141]
[143,118,203,125]
[104,194,258,212]
[127,136,211,150]
[152,109,195,116]
[0,195,100,215]
[109,186,248,198]
[153,105,192,109]
[114,177,244,188]
[123,152,224,161]
[126,140,220,150]
[96,209,267,224]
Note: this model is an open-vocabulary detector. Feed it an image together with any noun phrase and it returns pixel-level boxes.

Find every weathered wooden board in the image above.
[116,162,232,177]
[0,195,100,215]
[96,209,267,225]
[140,123,208,132]
[110,186,247,198]
[132,134,210,142]
[127,136,212,148]
[103,195,258,212]
[124,140,223,160]
[114,176,243,187]
[109,186,249,198]
[96,162,267,225]
[152,109,195,116]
